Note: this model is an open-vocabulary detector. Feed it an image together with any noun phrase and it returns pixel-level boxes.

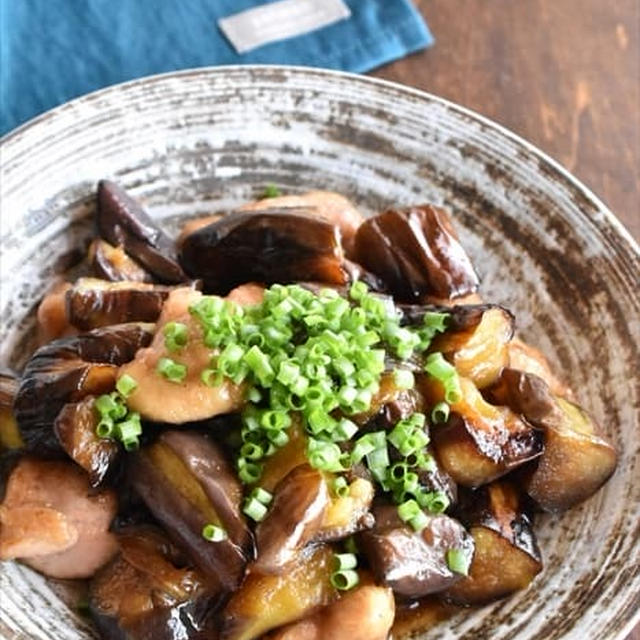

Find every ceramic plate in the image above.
[0,66,638,640]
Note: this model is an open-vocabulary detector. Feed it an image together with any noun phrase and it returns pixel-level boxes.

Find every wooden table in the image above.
[374,0,639,243]
[375,2,639,639]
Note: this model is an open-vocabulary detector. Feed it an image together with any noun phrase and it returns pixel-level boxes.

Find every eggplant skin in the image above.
[66,278,171,331]
[131,431,252,591]
[487,369,618,512]
[353,205,479,301]
[53,396,119,487]
[254,464,329,575]
[90,527,220,640]
[179,210,348,294]
[89,239,154,283]
[358,504,474,598]
[14,323,153,454]
[97,180,187,284]
[445,481,542,605]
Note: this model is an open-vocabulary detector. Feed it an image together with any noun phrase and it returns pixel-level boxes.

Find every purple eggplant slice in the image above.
[90,526,221,640]
[179,210,348,294]
[0,369,23,450]
[14,323,153,454]
[54,396,119,486]
[131,430,252,591]
[253,464,329,574]
[358,503,474,598]
[487,369,618,512]
[97,180,187,284]
[353,205,479,302]
[445,480,542,604]
[66,277,172,330]
[89,239,154,283]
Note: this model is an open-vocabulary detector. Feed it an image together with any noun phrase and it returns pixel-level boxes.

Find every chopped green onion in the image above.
[115,374,138,398]
[332,476,349,498]
[334,553,358,571]
[96,419,114,438]
[423,312,450,333]
[238,459,263,485]
[431,401,450,424]
[202,524,228,542]
[397,499,421,522]
[344,537,358,555]
[446,548,472,575]
[243,496,269,522]
[163,321,189,352]
[331,569,359,590]
[418,490,450,514]
[408,511,429,532]
[307,439,344,472]
[157,357,187,383]
[393,369,415,390]
[424,352,457,382]
[444,377,463,404]
[262,184,282,198]
[331,418,358,442]
[249,487,273,506]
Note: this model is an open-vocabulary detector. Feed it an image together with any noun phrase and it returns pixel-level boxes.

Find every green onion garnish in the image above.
[397,498,429,532]
[331,569,360,590]
[243,496,269,522]
[262,184,281,198]
[332,476,350,498]
[249,487,273,506]
[446,548,472,575]
[163,321,189,352]
[334,552,358,571]
[115,374,138,398]
[393,368,415,390]
[424,352,457,381]
[202,524,228,542]
[157,357,187,383]
[431,401,450,424]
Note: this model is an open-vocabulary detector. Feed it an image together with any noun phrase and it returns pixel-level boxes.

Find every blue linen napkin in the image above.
[0,0,433,136]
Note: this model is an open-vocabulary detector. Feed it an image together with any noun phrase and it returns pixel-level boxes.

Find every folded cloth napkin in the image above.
[0,0,433,136]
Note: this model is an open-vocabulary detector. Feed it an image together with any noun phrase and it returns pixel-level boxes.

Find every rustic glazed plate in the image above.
[0,66,638,640]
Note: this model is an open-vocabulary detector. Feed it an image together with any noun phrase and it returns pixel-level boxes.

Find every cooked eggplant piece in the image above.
[89,238,154,283]
[97,180,187,284]
[0,370,23,450]
[508,338,573,398]
[0,458,118,579]
[358,504,473,598]
[120,288,246,423]
[445,480,542,604]
[54,396,119,486]
[259,418,309,492]
[66,277,172,330]
[391,598,457,639]
[239,190,364,257]
[429,306,514,388]
[221,544,336,640]
[342,259,388,292]
[488,369,617,512]
[37,281,74,343]
[526,397,617,512]
[267,580,395,640]
[423,376,542,487]
[131,430,252,590]
[315,476,375,542]
[90,527,220,640]
[353,205,479,302]
[254,464,329,574]
[14,323,153,454]
[179,210,347,294]
[486,367,557,424]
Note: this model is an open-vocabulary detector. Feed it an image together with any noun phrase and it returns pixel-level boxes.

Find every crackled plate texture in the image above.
[0,66,638,640]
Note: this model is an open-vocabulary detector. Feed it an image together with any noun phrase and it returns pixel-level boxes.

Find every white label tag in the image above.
[219,0,351,54]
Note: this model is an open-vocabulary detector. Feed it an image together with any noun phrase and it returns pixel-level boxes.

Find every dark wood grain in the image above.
[373,0,640,242]
[374,3,639,638]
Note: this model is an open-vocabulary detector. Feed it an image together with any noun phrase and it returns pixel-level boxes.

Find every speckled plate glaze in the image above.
[0,66,638,640]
